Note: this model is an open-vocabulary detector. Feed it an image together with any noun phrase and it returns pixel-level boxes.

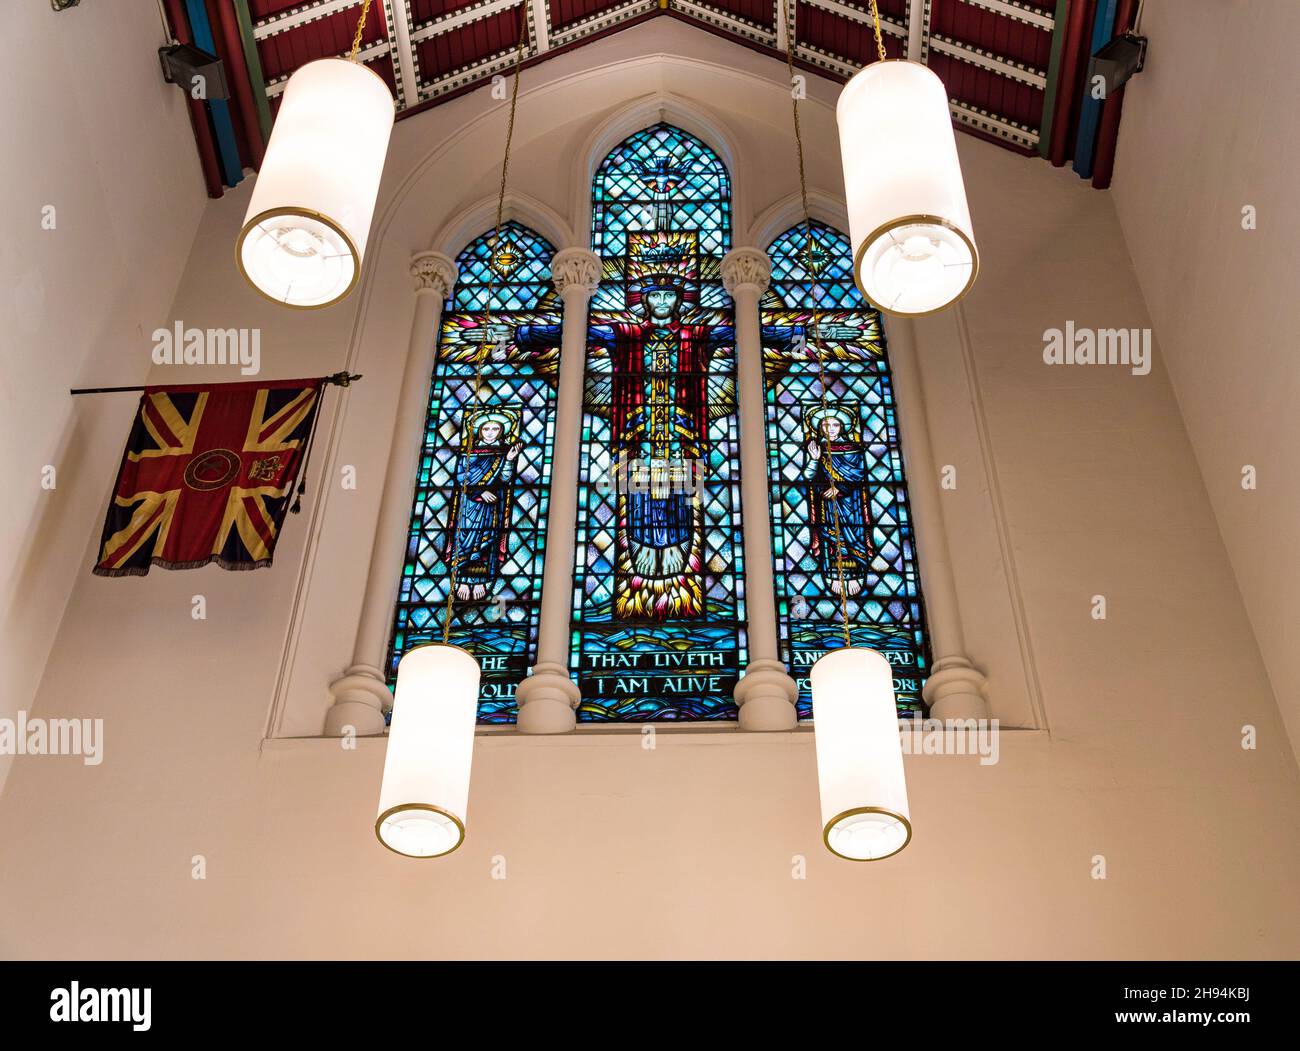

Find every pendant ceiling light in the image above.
[373,18,528,859]
[812,649,911,860]
[236,1,393,309]
[780,0,912,860]
[836,4,978,316]
[375,644,480,858]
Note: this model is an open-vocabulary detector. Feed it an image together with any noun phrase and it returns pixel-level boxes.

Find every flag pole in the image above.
[69,371,362,395]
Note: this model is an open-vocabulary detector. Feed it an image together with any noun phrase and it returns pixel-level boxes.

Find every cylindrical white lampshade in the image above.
[811,647,911,860]
[237,58,394,309]
[836,60,978,316]
[375,644,480,858]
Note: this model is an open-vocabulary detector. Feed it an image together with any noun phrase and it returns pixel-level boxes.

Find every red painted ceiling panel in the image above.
[256,6,390,82]
[799,7,902,67]
[249,0,332,19]
[926,50,1041,126]
[416,6,526,80]
[705,0,776,29]
[410,0,499,28]
[365,53,399,95]
[550,0,624,34]
[227,0,1078,176]
[932,0,1053,69]
[832,0,909,21]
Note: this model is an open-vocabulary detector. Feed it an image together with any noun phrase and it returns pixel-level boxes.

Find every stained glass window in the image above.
[762,220,930,717]
[386,221,562,722]
[571,123,746,720]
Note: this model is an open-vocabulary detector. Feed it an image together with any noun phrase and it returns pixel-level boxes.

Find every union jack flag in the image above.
[93,378,325,577]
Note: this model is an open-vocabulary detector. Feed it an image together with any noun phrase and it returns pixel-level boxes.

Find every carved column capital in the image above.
[550,247,602,298]
[721,246,772,297]
[410,250,458,298]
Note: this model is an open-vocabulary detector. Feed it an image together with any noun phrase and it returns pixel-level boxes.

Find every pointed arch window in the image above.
[383,170,927,725]
[762,220,931,716]
[570,123,745,721]
[385,221,562,722]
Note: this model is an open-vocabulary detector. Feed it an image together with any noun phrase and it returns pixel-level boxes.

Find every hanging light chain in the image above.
[868,0,888,64]
[441,15,530,644]
[781,0,853,648]
[349,0,375,62]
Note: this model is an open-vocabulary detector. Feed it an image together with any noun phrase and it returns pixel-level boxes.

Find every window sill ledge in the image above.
[260,724,1047,754]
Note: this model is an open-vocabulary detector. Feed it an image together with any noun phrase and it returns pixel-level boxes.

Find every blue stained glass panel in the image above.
[571,123,746,721]
[386,222,561,722]
[762,220,930,717]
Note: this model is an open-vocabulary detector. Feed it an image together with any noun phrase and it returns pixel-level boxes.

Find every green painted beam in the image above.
[1038,0,1071,158]
[233,0,272,141]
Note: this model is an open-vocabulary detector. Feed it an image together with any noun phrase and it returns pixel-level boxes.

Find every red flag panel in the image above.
[93,378,326,577]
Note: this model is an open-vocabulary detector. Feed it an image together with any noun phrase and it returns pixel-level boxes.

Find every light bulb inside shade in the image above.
[825,808,911,861]
[859,220,974,316]
[238,212,356,308]
[377,805,464,859]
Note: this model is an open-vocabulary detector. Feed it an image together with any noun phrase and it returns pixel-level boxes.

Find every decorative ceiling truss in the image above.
[177,2,1133,197]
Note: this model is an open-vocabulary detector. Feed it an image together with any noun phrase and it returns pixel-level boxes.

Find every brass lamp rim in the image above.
[235,206,361,311]
[852,213,979,318]
[823,805,913,861]
[375,803,466,858]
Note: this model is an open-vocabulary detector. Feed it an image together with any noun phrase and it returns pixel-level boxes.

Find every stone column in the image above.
[885,315,989,721]
[515,248,601,734]
[324,251,458,736]
[723,247,800,731]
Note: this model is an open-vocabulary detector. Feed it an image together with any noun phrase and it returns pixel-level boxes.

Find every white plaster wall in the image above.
[0,1,208,795]
[1109,0,1300,766]
[0,21,1296,959]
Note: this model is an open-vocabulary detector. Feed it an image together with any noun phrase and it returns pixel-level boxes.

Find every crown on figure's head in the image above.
[640,273,683,294]
[625,231,700,308]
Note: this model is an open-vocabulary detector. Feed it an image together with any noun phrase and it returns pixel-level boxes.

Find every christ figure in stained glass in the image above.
[492,237,870,620]
[470,255,732,621]
[589,259,868,619]
[596,270,721,619]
